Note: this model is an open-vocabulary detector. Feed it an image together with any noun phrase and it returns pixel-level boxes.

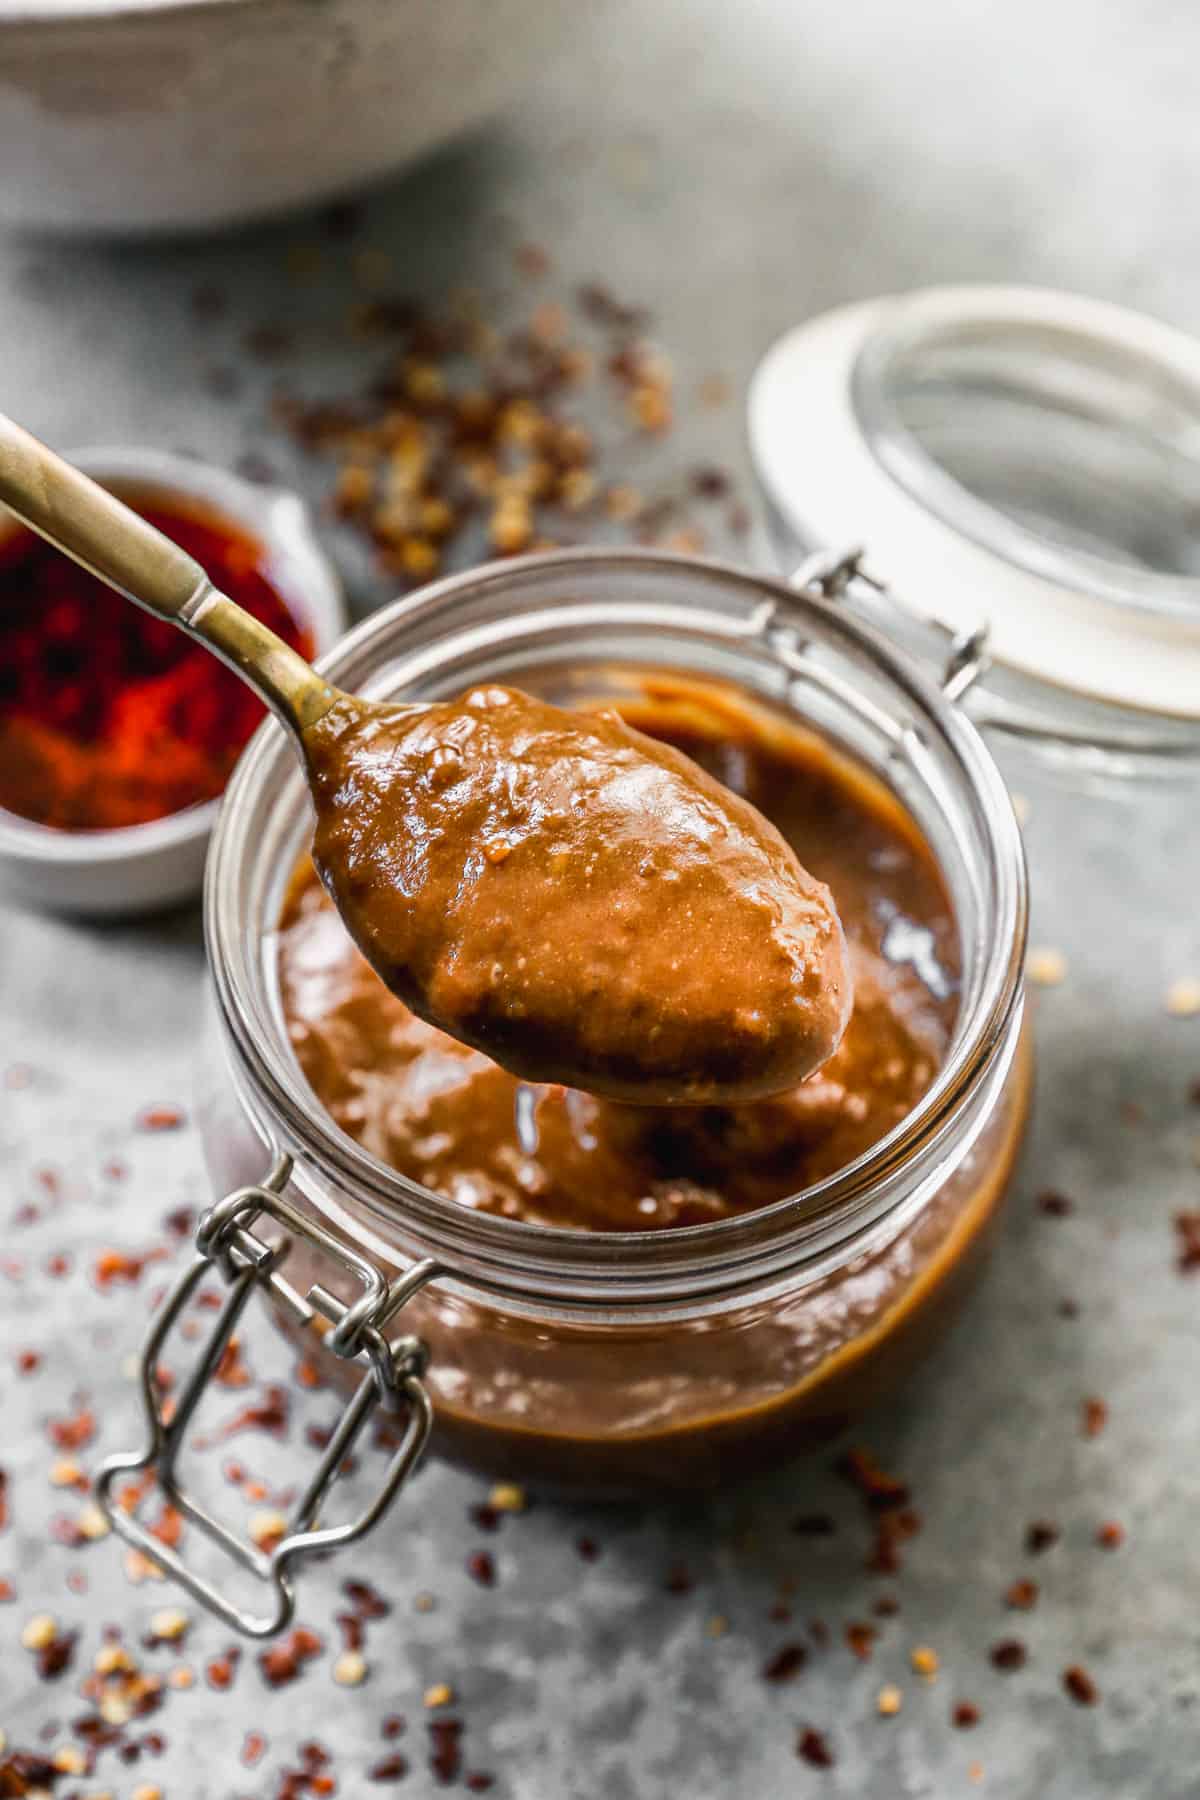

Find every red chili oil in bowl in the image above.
[0,496,314,833]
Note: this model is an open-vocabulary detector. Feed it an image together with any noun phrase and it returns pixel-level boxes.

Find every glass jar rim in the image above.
[204,546,1027,1300]
[749,285,1200,758]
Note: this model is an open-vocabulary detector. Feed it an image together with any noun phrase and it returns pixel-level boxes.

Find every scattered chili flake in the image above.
[990,1639,1028,1672]
[1082,1397,1108,1438]
[344,1578,390,1619]
[466,1551,496,1588]
[1063,1664,1099,1706]
[576,1537,599,1562]
[836,1446,910,1510]
[465,1775,495,1793]
[370,1752,409,1781]
[217,1383,290,1440]
[1005,1579,1038,1610]
[0,1579,14,1602]
[876,1685,903,1717]
[137,1105,185,1133]
[44,1252,71,1279]
[953,1701,981,1729]
[469,1504,500,1534]
[1174,1211,1200,1273]
[424,1683,454,1710]
[796,1727,834,1769]
[1025,1520,1060,1554]
[38,1628,79,1680]
[1037,1190,1073,1217]
[205,1646,241,1690]
[16,1349,40,1375]
[0,1468,7,1532]
[93,1247,166,1289]
[845,1623,877,1663]
[911,1646,939,1679]
[258,1626,323,1688]
[382,1715,406,1740]
[1096,1520,1125,1550]
[872,1595,900,1618]
[162,1205,194,1238]
[429,1717,463,1785]
[337,1612,365,1654]
[240,1732,267,1768]
[487,1482,526,1514]
[48,1405,95,1452]
[1059,1298,1080,1318]
[333,1649,368,1686]
[762,1643,807,1683]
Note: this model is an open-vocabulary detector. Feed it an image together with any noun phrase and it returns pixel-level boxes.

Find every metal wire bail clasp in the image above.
[94,1152,442,1639]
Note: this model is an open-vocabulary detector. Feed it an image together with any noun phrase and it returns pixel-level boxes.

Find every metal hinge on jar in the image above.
[789,546,992,702]
[94,1153,442,1638]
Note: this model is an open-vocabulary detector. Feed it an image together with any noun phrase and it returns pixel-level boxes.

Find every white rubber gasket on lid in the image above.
[747,286,1200,722]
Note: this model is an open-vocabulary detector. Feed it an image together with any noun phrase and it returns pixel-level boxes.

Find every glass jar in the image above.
[189,551,1027,1530]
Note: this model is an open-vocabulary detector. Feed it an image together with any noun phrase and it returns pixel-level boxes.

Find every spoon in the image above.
[0,414,852,1105]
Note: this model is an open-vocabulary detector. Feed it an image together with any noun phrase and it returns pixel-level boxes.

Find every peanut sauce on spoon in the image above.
[302,682,851,1105]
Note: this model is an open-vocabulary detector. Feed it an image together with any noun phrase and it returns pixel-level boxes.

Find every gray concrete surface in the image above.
[3,1,1200,1793]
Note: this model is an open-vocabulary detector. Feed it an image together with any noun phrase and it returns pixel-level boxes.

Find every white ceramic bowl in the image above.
[0,0,563,234]
[0,447,345,914]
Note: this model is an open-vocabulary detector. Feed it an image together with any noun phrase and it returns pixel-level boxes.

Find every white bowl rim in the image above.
[0,444,344,868]
[0,0,252,27]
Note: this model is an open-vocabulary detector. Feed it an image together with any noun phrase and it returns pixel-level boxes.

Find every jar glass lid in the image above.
[748,285,1200,768]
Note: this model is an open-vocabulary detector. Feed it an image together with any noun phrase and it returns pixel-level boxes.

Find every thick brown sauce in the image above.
[300,685,850,1106]
[281,686,958,1231]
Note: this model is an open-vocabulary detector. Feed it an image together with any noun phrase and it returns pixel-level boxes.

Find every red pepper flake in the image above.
[465,1776,495,1793]
[1096,1520,1125,1550]
[428,1717,463,1785]
[218,1384,291,1440]
[0,1578,15,1601]
[465,1551,496,1588]
[1173,1210,1200,1272]
[576,1536,599,1562]
[37,1627,79,1679]
[952,1701,981,1729]
[663,1563,693,1595]
[336,1612,365,1653]
[469,1503,501,1533]
[690,465,730,500]
[48,1512,86,1548]
[796,1727,834,1769]
[791,1512,836,1537]
[1058,1298,1080,1319]
[1082,1397,1108,1439]
[295,1357,324,1390]
[206,1646,241,1690]
[762,1643,807,1683]
[1005,1578,1039,1610]
[370,1752,409,1781]
[149,1504,184,1550]
[213,1337,251,1389]
[844,1622,877,1662]
[137,1105,186,1133]
[382,1715,406,1740]
[1063,1663,1099,1706]
[867,1507,922,1576]
[1025,1520,1060,1555]
[162,1205,194,1238]
[516,243,551,278]
[258,1625,323,1688]
[872,1594,900,1618]
[0,1468,7,1532]
[0,1751,60,1789]
[1037,1189,1073,1217]
[93,1247,166,1289]
[836,1447,910,1510]
[990,1639,1028,1672]
[343,1578,391,1619]
[242,1730,268,1767]
[48,1404,95,1451]
[44,1252,71,1279]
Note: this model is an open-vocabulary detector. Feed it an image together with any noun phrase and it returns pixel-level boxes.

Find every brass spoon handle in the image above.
[0,412,342,738]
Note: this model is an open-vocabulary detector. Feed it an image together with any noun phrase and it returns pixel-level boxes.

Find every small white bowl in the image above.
[0,447,345,916]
